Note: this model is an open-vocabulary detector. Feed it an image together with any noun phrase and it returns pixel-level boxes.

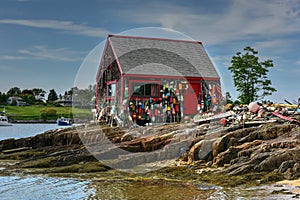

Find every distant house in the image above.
[96,34,222,125]
[54,95,72,107]
[35,94,47,103]
[7,96,26,106]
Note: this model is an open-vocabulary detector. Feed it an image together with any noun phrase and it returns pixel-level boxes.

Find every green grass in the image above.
[0,105,92,121]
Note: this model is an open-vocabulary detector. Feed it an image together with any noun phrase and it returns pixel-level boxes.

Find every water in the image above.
[0,176,298,200]
[0,176,94,200]
[0,123,72,140]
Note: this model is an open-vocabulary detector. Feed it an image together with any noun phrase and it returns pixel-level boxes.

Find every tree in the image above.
[32,88,46,104]
[0,93,9,105]
[72,85,96,108]
[48,89,58,102]
[7,87,21,96]
[32,88,46,97]
[22,94,35,105]
[225,92,232,104]
[228,46,276,104]
[21,89,34,95]
[64,88,74,97]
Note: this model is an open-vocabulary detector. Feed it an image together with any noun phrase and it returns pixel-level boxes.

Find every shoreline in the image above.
[11,120,57,124]
[9,119,88,124]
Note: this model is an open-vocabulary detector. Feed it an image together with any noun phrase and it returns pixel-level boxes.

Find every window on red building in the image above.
[131,82,159,97]
[107,83,116,98]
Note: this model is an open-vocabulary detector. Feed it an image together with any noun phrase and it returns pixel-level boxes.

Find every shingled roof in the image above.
[109,35,219,78]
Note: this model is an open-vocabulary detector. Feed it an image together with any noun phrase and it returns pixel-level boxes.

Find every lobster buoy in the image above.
[248,102,260,113]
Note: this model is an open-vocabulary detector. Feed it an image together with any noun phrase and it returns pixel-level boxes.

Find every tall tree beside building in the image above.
[47,89,58,102]
[228,46,276,104]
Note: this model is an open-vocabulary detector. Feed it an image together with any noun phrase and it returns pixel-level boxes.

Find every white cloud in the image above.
[120,0,300,45]
[17,45,86,62]
[253,40,288,52]
[211,55,231,68]
[0,19,109,37]
[0,55,25,60]
[0,46,86,62]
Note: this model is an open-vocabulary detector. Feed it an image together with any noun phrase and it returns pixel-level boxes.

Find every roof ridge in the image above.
[108,34,202,44]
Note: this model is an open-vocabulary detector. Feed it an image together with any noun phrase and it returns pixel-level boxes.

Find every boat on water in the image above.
[0,108,12,126]
[56,117,72,126]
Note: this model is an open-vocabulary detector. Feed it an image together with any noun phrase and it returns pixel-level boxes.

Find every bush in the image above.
[233,100,241,105]
[46,108,57,116]
[41,108,57,120]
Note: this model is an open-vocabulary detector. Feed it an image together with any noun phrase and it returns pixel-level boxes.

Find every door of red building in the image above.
[183,83,200,115]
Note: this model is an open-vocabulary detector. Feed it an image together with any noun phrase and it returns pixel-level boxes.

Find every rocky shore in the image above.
[0,119,299,190]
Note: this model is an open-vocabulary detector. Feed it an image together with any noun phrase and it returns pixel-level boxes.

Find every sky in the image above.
[1,0,300,103]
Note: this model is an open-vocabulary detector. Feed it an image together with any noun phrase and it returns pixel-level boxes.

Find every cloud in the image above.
[120,0,300,45]
[211,55,232,69]
[0,55,26,60]
[16,45,86,62]
[0,19,109,37]
[253,40,289,52]
[0,45,87,62]
[0,46,86,62]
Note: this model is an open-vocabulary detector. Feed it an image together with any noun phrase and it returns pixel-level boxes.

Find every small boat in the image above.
[0,108,12,126]
[57,117,72,126]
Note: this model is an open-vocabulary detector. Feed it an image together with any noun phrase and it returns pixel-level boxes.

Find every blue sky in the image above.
[1,0,299,103]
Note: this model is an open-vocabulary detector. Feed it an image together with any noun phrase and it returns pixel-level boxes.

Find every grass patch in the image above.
[21,157,55,168]
[48,162,110,173]
[1,105,91,121]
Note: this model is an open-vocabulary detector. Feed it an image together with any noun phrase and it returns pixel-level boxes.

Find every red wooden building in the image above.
[96,34,221,125]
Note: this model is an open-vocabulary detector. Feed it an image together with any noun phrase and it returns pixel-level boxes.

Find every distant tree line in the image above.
[0,87,47,105]
[0,85,96,107]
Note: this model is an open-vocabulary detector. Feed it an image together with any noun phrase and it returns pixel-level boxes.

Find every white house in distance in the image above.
[54,95,73,107]
[35,94,47,103]
[7,96,26,106]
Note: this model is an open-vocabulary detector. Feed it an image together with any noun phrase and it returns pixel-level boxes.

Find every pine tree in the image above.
[48,89,58,102]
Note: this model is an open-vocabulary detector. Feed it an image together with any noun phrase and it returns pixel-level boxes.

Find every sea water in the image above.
[0,175,297,200]
[0,123,72,140]
[0,176,94,200]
